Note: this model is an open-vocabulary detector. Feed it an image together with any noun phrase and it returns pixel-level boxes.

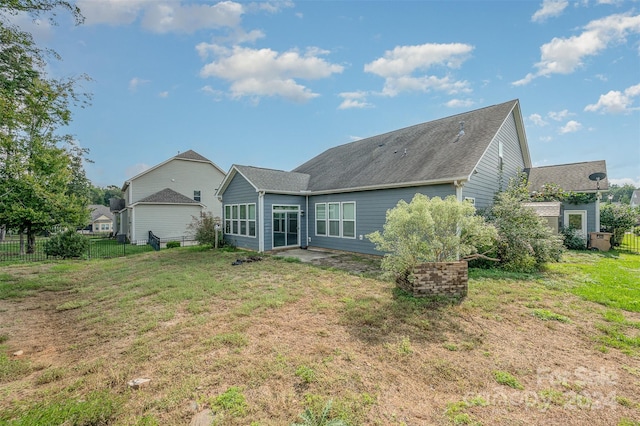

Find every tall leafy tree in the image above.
[0,0,90,251]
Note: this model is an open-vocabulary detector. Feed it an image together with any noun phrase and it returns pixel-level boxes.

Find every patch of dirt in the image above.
[309,253,384,278]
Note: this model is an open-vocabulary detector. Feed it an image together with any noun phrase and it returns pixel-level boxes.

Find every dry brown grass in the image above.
[0,249,639,425]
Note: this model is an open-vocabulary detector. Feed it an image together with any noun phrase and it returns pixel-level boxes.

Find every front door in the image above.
[273,207,299,248]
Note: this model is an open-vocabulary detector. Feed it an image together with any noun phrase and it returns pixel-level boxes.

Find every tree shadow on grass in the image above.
[339,287,476,346]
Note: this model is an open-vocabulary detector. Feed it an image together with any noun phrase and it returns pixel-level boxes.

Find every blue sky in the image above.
[12,0,640,188]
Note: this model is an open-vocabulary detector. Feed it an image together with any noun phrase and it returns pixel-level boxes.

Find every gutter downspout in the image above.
[595,192,601,232]
[305,194,309,247]
[454,180,465,260]
[258,191,265,252]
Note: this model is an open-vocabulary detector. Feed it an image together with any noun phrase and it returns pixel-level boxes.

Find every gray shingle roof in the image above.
[137,188,199,204]
[174,150,211,162]
[234,165,310,193]
[293,99,521,192]
[88,204,113,221]
[527,160,609,193]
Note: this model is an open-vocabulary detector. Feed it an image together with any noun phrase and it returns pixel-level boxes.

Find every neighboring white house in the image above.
[86,204,114,234]
[631,189,640,208]
[111,150,225,244]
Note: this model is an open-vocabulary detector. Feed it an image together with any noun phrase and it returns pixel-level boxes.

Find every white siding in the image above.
[130,159,224,218]
[133,204,202,242]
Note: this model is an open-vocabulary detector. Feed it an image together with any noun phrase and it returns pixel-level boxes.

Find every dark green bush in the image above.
[166,241,180,249]
[600,203,638,246]
[561,226,587,250]
[485,192,564,272]
[44,230,89,259]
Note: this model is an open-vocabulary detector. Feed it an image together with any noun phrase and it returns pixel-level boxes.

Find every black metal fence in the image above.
[0,236,154,263]
[620,230,640,254]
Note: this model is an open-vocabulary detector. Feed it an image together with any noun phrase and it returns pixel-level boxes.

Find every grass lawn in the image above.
[0,248,639,425]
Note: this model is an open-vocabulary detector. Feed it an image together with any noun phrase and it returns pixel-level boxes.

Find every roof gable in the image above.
[294,100,524,192]
[527,160,609,193]
[135,188,201,204]
[218,165,310,195]
[123,149,225,191]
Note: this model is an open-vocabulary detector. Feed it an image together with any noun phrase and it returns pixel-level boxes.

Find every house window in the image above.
[498,141,504,171]
[342,202,355,238]
[224,203,256,237]
[194,190,201,202]
[224,205,231,233]
[316,204,326,236]
[328,202,340,237]
[315,201,356,238]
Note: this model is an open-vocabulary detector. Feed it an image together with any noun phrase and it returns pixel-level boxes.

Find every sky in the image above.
[9,0,640,189]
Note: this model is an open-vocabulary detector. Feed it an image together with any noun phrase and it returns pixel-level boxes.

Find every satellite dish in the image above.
[588,172,606,181]
[588,172,607,190]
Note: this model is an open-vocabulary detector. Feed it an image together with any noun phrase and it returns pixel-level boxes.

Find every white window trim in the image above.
[564,210,587,237]
[223,203,257,238]
[315,203,327,236]
[314,201,356,239]
[272,204,300,248]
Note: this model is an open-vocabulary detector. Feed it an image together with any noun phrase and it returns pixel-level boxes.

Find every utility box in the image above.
[589,232,612,251]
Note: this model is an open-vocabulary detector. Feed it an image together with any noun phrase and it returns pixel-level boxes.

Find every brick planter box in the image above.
[397,261,468,298]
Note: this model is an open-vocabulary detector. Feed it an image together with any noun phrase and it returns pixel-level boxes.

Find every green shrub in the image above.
[367,194,496,281]
[485,191,564,272]
[166,241,180,249]
[600,203,638,246]
[561,227,587,250]
[43,230,89,259]
[188,212,223,247]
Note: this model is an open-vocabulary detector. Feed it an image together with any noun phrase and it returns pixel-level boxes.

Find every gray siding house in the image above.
[526,160,609,238]
[218,99,531,254]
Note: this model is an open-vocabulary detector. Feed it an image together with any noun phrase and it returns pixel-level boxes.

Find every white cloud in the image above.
[6,12,54,39]
[78,0,245,33]
[76,0,147,26]
[559,120,582,133]
[246,1,294,14]
[158,91,169,98]
[609,177,640,187]
[141,1,243,33]
[125,163,150,178]
[529,113,548,126]
[548,109,573,121]
[199,45,344,103]
[513,12,640,85]
[338,92,373,110]
[532,0,569,23]
[585,83,640,113]
[539,136,553,142]
[364,42,474,96]
[129,77,150,91]
[200,85,224,100]
[445,99,475,108]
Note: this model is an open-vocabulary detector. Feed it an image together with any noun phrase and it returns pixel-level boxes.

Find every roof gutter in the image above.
[306,177,468,196]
